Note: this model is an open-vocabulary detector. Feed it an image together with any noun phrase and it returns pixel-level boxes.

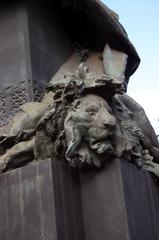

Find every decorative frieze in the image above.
[0,80,45,127]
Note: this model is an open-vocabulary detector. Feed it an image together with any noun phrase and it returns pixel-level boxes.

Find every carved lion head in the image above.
[34,94,117,168]
[64,94,117,167]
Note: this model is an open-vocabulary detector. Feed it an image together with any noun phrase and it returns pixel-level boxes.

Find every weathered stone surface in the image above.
[0,159,85,240]
[121,159,159,240]
[0,0,141,128]
[0,2,30,90]
[0,159,57,240]
[0,1,71,127]
[0,62,158,174]
[103,44,128,84]
[80,159,129,240]
[0,1,159,240]
[0,157,159,240]
[51,159,85,240]
[27,0,71,86]
[0,2,32,126]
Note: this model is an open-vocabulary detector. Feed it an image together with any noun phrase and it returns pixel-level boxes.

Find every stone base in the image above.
[80,159,129,240]
[121,159,159,240]
[0,159,84,240]
[0,158,158,240]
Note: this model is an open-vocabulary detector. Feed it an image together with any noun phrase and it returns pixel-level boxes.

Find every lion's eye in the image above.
[85,106,98,115]
[87,110,95,116]
[108,109,113,114]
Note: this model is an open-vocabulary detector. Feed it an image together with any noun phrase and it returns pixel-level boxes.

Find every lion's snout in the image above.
[99,112,116,133]
[103,121,116,130]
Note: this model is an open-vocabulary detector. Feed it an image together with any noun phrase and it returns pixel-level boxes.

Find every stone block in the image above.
[80,159,129,240]
[0,159,84,240]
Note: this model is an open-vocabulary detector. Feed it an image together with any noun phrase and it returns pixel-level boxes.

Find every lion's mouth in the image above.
[90,140,114,154]
[90,128,115,141]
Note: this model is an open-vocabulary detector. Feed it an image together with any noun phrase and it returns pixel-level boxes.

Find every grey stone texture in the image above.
[0,0,140,128]
[0,158,159,240]
[121,159,159,240]
[27,1,71,86]
[0,160,58,240]
[0,1,71,127]
[0,159,85,240]
[0,2,30,90]
[80,159,129,240]
[0,1,158,240]
[0,2,31,126]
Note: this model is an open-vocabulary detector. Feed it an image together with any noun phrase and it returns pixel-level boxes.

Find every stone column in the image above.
[0,0,71,128]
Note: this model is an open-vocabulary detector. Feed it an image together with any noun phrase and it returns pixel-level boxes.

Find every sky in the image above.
[102,0,159,134]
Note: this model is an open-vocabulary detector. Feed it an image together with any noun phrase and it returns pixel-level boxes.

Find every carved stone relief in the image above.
[0,97,7,126]
[0,46,159,177]
[33,80,45,102]
[0,80,45,127]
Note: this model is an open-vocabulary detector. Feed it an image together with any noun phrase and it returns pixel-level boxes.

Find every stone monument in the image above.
[0,1,159,240]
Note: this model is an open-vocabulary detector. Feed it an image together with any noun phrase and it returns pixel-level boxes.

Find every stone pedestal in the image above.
[0,160,57,240]
[80,159,129,240]
[121,159,159,240]
[0,159,84,240]
[0,158,158,240]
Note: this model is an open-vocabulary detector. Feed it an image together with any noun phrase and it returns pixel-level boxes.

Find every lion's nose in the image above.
[103,122,116,131]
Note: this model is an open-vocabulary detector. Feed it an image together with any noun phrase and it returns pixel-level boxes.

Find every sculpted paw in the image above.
[143,163,159,178]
